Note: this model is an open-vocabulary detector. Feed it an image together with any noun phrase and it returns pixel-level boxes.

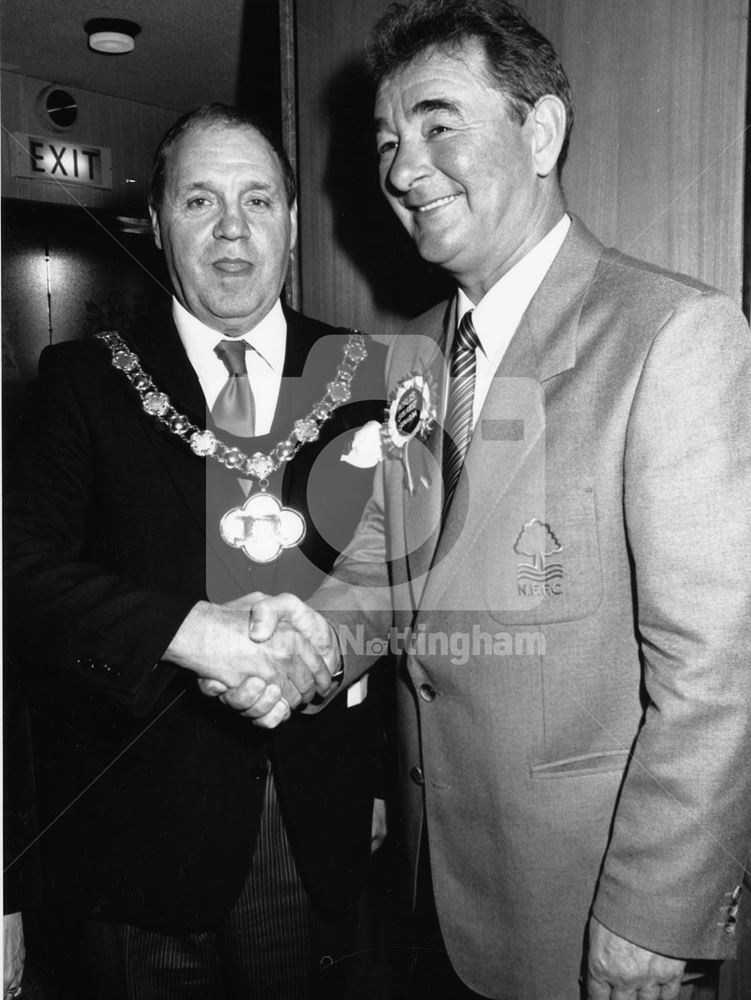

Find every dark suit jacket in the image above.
[4,302,387,932]
[3,656,42,915]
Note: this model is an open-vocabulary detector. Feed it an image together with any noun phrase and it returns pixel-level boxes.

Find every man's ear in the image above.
[149,203,162,250]
[530,95,567,178]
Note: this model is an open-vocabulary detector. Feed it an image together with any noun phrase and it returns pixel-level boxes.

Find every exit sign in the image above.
[11,132,113,189]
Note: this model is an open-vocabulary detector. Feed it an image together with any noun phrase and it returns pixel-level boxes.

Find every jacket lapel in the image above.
[399,303,453,605]
[124,301,255,599]
[417,216,604,613]
[128,299,207,427]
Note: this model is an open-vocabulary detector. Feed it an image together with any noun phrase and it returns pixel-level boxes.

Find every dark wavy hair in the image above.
[148,103,297,211]
[366,0,574,171]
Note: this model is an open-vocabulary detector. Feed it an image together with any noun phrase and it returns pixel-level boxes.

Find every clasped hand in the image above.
[178,593,340,728]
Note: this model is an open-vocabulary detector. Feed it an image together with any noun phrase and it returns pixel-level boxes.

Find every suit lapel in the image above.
[128,300,207,427]
[418,216,604,613]
[124,302,257,599]
[122,301,208,526]
[400,303,453,604]
[516,214,602,384]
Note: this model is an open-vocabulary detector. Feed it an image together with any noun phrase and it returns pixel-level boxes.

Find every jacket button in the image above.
[419,683,436,702]
[410,766,424,786]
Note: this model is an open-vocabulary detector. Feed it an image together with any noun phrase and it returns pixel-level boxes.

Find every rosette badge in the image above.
[385,373,436,493]
[387,375,433,446]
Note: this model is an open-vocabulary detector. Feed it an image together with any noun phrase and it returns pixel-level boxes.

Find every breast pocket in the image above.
[484,485,604,625]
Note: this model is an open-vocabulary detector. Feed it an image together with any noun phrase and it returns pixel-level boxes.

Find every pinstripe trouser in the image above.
[82,771,312,999]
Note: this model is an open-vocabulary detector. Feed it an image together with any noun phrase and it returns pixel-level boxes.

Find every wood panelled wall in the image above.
[292,0,748,340]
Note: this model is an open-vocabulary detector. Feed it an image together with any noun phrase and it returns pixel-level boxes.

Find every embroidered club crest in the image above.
[514,519,564,597]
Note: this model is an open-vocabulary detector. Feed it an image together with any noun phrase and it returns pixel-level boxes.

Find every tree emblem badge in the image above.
[514,519,564,595]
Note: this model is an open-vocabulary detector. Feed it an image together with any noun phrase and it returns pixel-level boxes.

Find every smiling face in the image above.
[375,39,564,301]
[150,123,297,336]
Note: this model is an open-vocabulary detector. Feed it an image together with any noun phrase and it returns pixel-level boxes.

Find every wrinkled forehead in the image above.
[165,123,282,182]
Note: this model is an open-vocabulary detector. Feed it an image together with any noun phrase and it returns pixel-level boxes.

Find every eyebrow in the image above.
[375,97,463,131]
[176,179,276,195]
[412,98,462,115]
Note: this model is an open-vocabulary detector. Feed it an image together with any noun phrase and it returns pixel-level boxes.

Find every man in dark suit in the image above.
[4,104,386,998]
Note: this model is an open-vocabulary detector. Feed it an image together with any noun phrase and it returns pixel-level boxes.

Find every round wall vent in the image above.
[36,86,78,131]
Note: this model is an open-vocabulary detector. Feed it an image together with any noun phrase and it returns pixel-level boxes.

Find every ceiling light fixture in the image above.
[85,18,141,55]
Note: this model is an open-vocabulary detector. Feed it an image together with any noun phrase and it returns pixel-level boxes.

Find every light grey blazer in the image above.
[313,217,751,999]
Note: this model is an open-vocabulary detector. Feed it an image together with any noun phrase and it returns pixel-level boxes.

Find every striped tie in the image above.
[442,310,480,518]
[213,339,256,437]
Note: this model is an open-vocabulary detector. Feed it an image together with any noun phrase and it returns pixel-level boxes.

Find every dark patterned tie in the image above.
[442,310,480,518]
[212,339,256,437]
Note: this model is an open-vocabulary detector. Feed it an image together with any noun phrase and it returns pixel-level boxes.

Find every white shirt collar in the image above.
[456,213,571,354]
[172,297,286,384]
[450,214,571,427]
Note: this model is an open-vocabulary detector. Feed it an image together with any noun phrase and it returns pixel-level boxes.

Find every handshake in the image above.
[166,593,341,729]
